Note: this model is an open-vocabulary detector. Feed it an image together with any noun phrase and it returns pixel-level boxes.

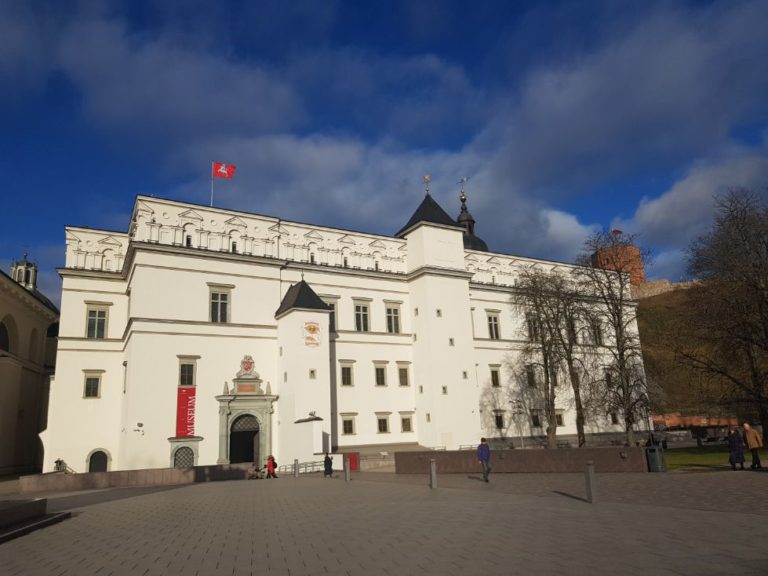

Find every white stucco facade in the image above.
[43,194,639,473]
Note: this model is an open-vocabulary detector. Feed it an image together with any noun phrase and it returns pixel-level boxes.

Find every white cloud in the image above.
[57,18,304,141]
[615,150,768,249]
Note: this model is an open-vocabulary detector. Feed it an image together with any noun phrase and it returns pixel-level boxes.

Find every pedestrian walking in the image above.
[727,427,745,471]
[477,437,491,482]
[265,455,278,478]
[743,423,763,470]
[324,453,333,478]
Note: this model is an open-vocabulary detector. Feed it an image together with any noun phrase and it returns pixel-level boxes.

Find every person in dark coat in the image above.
[324,453,333,478]
[728,427,745,471]
[477,437,491,482]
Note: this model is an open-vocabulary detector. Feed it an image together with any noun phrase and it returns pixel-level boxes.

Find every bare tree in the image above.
[513,268,599,446]
[681,189,768,442]
[512,269,571,448]
[574,230,650,445]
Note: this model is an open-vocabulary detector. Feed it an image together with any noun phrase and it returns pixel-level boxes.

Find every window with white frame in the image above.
[397,364,410,387]
[208,284,233,323]
[487,311,500,340]
[490,365,501,388]
[526,312,540,342]
[374,363,387,387]
[531,409,542,428]
[83,371,104,398]
[401,415,413,433]
[385,305,401,334]
[178,358,196,387]
[610,412,619,425]
[339,361,354,387]
[494,410,505,430]
[341,414,356,435]
[525,364,537,388]
[354,301,370,332]
[556,411,565,427]
[376,414,390,433]
[86,303,110,339]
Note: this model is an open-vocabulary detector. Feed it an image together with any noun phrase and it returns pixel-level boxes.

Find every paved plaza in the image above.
[1,470,767,575]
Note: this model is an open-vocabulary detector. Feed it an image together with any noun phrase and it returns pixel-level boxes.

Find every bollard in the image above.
[429,458,437,489]
[585,460,596,504]
[293,458,299,478]
[344,455,351,482]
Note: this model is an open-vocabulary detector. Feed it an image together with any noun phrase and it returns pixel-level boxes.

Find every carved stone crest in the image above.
[236,355,259,379]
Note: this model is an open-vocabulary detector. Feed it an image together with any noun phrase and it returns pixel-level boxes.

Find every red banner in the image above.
[176,387,196,437]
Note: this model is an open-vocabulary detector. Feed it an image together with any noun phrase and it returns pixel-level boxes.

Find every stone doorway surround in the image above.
[215,355,278,468]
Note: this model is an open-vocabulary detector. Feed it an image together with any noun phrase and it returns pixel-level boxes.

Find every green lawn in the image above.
[664,445,768,470]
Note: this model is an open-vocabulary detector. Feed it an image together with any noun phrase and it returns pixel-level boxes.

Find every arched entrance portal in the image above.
[229,414,260,464]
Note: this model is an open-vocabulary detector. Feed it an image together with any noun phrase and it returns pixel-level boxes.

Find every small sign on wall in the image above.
[303,321,321,347]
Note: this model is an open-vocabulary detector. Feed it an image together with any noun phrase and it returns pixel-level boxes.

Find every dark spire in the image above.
[275,280,331,319]
[395,175,464,237]
[455,179,488,252]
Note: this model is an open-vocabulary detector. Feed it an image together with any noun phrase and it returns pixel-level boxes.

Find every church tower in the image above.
[10,254,38,290]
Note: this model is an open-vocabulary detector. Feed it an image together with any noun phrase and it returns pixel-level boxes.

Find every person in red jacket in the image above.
[265,455,278,479]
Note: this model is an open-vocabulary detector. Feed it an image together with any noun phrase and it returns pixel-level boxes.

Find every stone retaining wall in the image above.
[19,463,254,494]
[395,447,647,474]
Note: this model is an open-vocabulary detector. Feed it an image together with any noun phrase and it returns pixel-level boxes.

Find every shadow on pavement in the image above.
[46,485,187,514]
[552,490,590,504]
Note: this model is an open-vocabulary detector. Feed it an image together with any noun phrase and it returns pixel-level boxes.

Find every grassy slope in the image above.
[664,446,768,470]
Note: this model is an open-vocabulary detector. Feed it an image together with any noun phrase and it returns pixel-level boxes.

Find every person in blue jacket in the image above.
[477,437,491,482]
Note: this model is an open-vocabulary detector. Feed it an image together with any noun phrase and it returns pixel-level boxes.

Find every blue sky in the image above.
[2,0,768,305]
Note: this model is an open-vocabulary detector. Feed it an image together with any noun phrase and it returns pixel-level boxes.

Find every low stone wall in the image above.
[395,447,647,474]
[19,463,254,494]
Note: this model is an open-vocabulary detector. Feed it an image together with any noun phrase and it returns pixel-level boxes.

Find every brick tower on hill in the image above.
[591,241,646,286]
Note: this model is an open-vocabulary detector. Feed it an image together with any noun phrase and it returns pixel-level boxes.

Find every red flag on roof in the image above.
[212,162,236,179]
[611,229,623,235]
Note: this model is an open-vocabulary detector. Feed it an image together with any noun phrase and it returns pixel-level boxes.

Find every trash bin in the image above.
[646,446,667,472]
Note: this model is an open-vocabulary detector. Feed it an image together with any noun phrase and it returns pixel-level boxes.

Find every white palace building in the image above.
[43,187,636,473]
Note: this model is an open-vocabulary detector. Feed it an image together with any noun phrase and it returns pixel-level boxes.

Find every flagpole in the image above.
[210,163,214,207]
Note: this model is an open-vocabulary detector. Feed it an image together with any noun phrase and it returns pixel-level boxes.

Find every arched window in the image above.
[0,316,18,354]
[173,446,195,469]
[0,322,9,352]
[88,450,108,472]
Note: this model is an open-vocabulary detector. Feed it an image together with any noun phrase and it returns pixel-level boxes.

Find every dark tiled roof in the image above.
[463,233,489,251]
[275,280,331,318]
[395,194,463,237]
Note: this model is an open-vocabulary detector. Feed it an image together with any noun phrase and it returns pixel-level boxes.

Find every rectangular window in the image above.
[231,241,238,253]
[377,416,389,433]
[610,412,619,425]
[375,366,387,387]
[354,303,369,332]
[605,370,613,388]
[342,417,355,435]
[210,290,229,323]
[398,367,409,387]
[556,412,564,427]
[401,416,413,433]
[185,235,192,247]
[86,307,108,339]
[526,364,537,388]
[340,365,354,387]
[386,306,400,334]
[526,313,540,342]
[531,410,542,428]
[490,366,501,388]
[592,320,604,346]
[487,313,500,340]
[179,363,195,386]
[442,386,448,395]
[494,412,505,429]
[83,372,101,398]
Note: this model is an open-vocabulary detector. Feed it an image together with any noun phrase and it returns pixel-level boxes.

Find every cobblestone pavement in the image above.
[1,471,767,576]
